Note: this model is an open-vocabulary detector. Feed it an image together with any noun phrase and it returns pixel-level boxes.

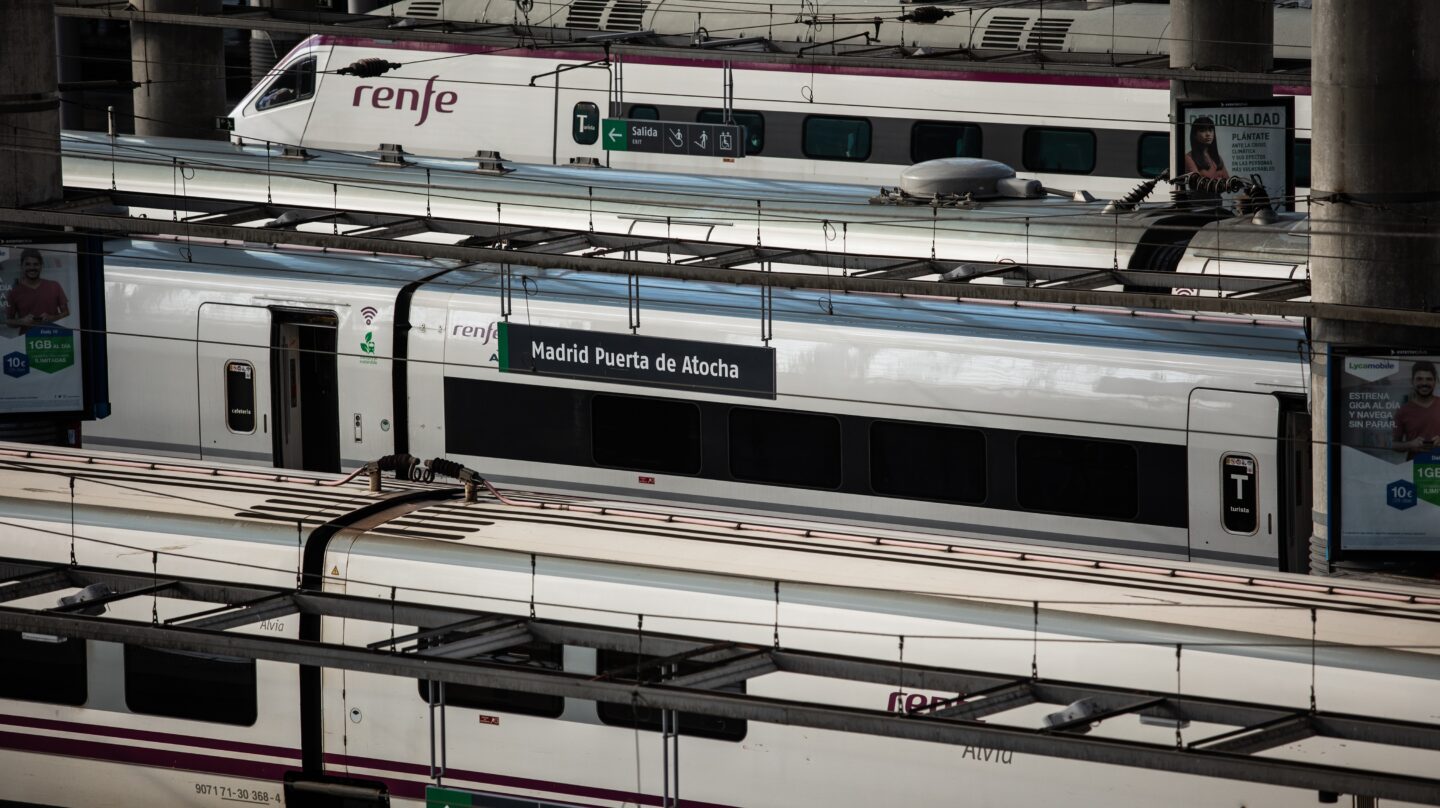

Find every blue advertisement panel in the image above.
[0,236,107,420]
[1335,349,1440,552]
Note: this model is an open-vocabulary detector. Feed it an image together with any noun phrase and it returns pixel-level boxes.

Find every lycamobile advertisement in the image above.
[1337,352,1440,551]
[0,243,83,414]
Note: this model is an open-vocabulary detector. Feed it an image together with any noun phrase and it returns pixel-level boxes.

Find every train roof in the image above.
[98,235,1306,364]
[434,261,1307,363]
[1,444,1435,675]
[68,130,1107,219]
[103,237,457,286]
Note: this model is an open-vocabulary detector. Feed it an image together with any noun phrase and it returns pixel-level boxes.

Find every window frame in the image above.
[591,393,703,475]
[801,114,873,162]
[224,359,257,434]
[1021,126,1098,175]
[1014,433,1139,520]
[1137,132,1170,179]
[728,406,844,490]
[697,109,766,155]
[868,420,987,505]
[252,56,317,112]
[909,120,984,163]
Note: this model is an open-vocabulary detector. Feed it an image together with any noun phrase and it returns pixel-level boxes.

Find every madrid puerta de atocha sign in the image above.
[1334,348,1440,553]
[499,323,775,398]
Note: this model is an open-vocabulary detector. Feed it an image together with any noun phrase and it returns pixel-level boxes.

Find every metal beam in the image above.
[8,203,1437,326]
[1191,714,1317,754]
[2,558,1440,803]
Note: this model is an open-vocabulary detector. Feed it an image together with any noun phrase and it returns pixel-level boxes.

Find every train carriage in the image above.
[81,236,1312,569]
[0,446,1437,808]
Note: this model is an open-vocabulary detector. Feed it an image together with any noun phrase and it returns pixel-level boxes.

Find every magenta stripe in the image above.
[0,729,293,781]
[309,35,1312,96]
[328,752,740,808]
[0,712,299,760]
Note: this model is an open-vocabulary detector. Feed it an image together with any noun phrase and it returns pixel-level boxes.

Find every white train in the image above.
[227,0,1314,196]
[75,226,1314,571]
[1,445,1438,808]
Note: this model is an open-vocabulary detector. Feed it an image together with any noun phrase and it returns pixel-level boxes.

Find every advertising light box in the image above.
[1335,349,1440,552]
[0,235,107,420]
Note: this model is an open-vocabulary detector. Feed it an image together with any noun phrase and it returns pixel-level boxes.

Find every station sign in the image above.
[498,323,774,398]
[602,119,745,158]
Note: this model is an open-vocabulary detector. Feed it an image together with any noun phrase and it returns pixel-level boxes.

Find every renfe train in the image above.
[80,233,1313,571]
[229,3,1313,196]
[2,446,1438,808]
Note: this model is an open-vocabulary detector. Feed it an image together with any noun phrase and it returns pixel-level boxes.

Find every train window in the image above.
[1293,138,1311,188]
[729,407,842,489]
[592,394,701,474]
[0,630,87,705]
[870,421,986,504]
[1015,434,1138,519]
[802,115,872,161]
[629,105,660,120]
[124,645,258,725]
[698,109,765,155]
[224,360,257,433]
[1022,127,1096,174]
[573,102,600,145]
[417,640,564,718]
[910,121,983,163]
[1138,133,1169,178]
[1221,453,1259,534]
[595,649,746,741]
[445,379,590,467]
[254,56,316,111]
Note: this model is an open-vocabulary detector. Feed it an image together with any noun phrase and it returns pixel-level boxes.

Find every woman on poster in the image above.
[1184,116,1231,184]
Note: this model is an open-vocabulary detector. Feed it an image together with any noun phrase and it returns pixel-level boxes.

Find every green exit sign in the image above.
[425,786,475,808]
[601,119,744,158]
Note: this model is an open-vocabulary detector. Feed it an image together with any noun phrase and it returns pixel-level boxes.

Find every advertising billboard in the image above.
[1335,350,1440,552]
[0,236,107,419]
[1175,98,1295,211]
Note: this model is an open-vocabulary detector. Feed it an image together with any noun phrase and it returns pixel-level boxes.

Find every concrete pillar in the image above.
[0,0,63,208]
[1169,0,1274,102]
[250,0,312,84]
[131,0,228,139]
[1309,1,1440,573]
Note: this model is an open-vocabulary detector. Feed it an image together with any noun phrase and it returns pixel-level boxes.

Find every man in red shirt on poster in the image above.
[5,248,69,336]
[1392,360,1440,459]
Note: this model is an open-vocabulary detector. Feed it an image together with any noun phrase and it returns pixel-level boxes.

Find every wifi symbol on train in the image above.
[361,306,378,325]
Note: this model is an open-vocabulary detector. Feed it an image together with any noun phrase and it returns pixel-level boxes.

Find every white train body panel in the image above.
[226,36,1312,198]
[0,448,1436,808]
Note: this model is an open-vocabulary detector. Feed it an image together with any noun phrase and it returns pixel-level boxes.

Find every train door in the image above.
[551,71,610,166]
[272,309,341,473]
[197,304,274,465]
[1186,389,1280,568]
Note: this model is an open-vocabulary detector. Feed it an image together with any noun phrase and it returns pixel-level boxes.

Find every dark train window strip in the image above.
[1022,127,1097,174]
[124,645,258,725]
[595,649,747,741]
[417,640,564,718]
[443,377,1185,528]
[0,630,87,705]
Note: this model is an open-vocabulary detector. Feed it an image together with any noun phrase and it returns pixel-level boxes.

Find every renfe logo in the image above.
[352,75,457,126]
